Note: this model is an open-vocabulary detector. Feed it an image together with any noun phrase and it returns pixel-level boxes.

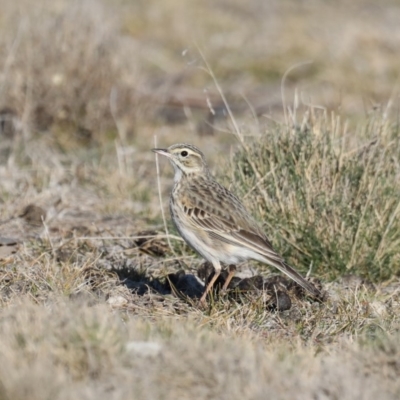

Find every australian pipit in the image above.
[152,143,321,303]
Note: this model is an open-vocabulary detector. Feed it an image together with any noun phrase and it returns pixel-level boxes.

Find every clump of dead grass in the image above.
[0,0,139,144]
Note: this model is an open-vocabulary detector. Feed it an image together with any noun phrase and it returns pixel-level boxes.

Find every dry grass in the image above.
[1,0,400,398]
[230,113,400,282]
[0,299,399,400]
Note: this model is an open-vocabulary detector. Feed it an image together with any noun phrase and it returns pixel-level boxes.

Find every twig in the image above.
[281,60,314,127]
[74,235,184,241]
[197,46,244,144]
[153,135,174,253]
[110,86,126,143]
[196,46,264,187]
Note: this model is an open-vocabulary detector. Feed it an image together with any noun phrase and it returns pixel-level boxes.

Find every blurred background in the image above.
[1,0,400,150]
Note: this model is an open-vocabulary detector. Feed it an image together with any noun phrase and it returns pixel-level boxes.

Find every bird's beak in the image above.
[152,148,171,158]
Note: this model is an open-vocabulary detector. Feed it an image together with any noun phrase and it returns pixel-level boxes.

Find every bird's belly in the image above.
[173,216,256,264]
[217,246,258,264]
[173,220,217,261]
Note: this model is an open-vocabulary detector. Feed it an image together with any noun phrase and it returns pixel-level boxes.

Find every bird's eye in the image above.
[180,151,188,157]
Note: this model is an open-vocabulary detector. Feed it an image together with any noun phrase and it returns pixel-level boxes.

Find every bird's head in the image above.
[152,143,209,180]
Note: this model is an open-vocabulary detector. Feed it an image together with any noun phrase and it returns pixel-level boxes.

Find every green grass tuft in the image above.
[233,117,400,282]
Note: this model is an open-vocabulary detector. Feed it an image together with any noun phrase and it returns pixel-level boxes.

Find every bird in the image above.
[152,143,322,304]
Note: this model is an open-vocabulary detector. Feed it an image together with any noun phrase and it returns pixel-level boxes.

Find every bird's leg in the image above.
[222,265,236,291]
[199,261,221,304]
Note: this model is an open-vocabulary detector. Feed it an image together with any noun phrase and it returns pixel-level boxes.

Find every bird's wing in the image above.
[181,179,284,263]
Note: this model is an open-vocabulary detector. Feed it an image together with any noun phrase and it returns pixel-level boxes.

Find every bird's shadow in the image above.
[110,261,321,311]
[111,266,205,299]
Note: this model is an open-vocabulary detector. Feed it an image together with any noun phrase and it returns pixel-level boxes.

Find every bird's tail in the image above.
[266,258,322,299]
